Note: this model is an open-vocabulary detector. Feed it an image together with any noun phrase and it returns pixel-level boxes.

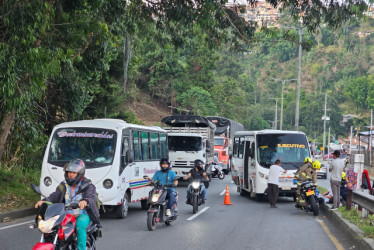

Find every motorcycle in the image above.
[183,172,208,214]
[211,163,225,180]
[146,181,178,231]
[30,183,102,250]
[297,180,319,216]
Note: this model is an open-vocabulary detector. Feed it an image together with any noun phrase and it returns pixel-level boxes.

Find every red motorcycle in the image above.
[31,184,102,250]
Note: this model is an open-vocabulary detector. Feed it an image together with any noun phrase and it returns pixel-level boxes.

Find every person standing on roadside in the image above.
[329,150,345,210]
[267,159,287,208]
[345,163,358,202]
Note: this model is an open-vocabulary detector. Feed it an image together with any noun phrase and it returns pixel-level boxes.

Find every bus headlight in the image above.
[44,177,52,187]
[103,179,113,189]
[259,173,268,180]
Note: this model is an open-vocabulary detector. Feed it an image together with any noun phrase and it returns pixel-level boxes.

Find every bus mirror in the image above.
[206,141,211,149]
[206,148,210,153]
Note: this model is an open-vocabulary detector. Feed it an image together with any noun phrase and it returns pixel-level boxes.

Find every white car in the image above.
[316,163,327,179]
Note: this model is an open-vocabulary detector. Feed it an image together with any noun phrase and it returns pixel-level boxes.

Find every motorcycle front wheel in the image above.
[192,195,198,214]
[147,212,157,231]
[309,196,319,216]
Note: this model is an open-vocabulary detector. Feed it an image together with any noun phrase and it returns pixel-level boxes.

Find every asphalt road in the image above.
[0,174,356,250]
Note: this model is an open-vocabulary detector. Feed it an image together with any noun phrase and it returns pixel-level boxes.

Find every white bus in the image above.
[39,119,167,219]
[231,130,311,201]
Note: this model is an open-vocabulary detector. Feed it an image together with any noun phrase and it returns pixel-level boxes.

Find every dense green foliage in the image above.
[0,0,373,172]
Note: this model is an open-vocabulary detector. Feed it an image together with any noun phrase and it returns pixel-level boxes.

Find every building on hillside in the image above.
[340,114,359,126]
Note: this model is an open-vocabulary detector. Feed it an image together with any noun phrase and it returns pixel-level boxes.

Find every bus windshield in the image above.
[168,136,202,151]
[214,138,224,146]
[256,133,310,170]
[48,128,117,168]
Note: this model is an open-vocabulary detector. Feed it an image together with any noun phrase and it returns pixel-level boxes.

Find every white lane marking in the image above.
[187,207,210,221]
[0,220,34,231]
[220,189,226,196]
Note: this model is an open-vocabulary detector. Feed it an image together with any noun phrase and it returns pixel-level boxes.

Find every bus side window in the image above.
[151,133,160,160]
[120,137,131,175]
[249,142,254,158]
[233,137,239,157]
[133,131,141,161]
[238,137,245,158]
[160,134,167,158]
[141,132,150,160]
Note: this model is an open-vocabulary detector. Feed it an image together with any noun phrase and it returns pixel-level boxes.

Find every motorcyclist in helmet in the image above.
[294,157,318,208]
[151,158,178,217]
[35,159,100,250]
[183,159,210,204]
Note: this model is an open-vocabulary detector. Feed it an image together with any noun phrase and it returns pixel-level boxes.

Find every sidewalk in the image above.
[0,207,37,223]
[321,202,374,250]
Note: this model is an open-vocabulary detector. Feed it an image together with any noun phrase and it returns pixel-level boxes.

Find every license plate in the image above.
[306,190,315,196]
[282,186,291,190]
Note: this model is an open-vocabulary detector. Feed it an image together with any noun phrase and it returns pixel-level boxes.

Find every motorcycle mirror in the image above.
[30,183,43,196]
[143,175,149,179]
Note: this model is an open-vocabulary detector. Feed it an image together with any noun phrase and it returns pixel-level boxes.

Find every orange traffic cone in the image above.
[222,185,233,205]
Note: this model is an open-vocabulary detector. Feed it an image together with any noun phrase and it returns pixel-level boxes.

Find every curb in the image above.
[321,203,374,250]
[0,207,37,223]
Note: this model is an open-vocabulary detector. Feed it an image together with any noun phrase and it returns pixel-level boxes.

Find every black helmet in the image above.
[194,159,204,169]
[160,158,170,172]
[64,159,85,186]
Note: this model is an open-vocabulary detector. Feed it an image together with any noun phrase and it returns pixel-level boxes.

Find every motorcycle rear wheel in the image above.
[192,196,198,214]
[218,173,225,180]
[309,196,319,216]
[147,212,157,231]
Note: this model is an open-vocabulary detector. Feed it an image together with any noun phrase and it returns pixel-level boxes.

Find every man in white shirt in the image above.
[267,159,287,208]
[329,150,345,210]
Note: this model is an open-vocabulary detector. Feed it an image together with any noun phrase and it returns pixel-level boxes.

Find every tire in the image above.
[239,187,247,196]
[255,193,264,202]
[310,195,319,216]
[141,199,148,210]
[147,212,157,231]
[192,195,198,214]
[218,173,225,180]
[115,193,129,219]
[165,221,171,226]
[324,174,327,179]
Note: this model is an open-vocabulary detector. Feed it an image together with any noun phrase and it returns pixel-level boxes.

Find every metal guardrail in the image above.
[352,190,374,213]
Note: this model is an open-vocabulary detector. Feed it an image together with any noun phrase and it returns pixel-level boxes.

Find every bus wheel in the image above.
[255,193,264,202]
[239,187,247,196]
[115,193,129,219]
[141,199,148,210]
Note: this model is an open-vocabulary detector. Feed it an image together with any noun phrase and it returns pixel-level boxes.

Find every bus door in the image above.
[244,140,250,189]
[119,134,131,190]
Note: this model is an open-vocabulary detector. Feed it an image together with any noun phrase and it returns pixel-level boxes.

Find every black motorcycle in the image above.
[298,180,319,216]
[146,181,178,231]
[185,176,208,214]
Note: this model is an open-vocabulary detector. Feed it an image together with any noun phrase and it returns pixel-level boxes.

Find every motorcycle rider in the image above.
[151,158,178,217]
[34,159,100,250]
[184,159,210,204]
[294,157,318,208]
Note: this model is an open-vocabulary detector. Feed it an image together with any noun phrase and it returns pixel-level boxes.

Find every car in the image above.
[323,153,334,160]
[316,163,327,179]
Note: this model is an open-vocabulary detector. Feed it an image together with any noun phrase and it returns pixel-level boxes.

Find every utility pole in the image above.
[272,78,297,130]
[328,127,331,160]
[279,25,303,130]
[371,109,373,166]
[322,93,330,155]
[270,98,280,130]
[295,27,303,131]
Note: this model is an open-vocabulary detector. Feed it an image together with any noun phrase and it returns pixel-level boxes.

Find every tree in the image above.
[177,86,217,116]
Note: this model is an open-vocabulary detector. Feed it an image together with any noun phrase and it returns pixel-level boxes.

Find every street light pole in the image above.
[280,26,303,131]
[272,78,297,130]
[270,98,280,130]
[295,27,303,131]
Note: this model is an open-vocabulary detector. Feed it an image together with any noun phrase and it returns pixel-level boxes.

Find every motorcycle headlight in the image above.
[192,181,200,189]
[38,215,59,233]
[151,193,160,203]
